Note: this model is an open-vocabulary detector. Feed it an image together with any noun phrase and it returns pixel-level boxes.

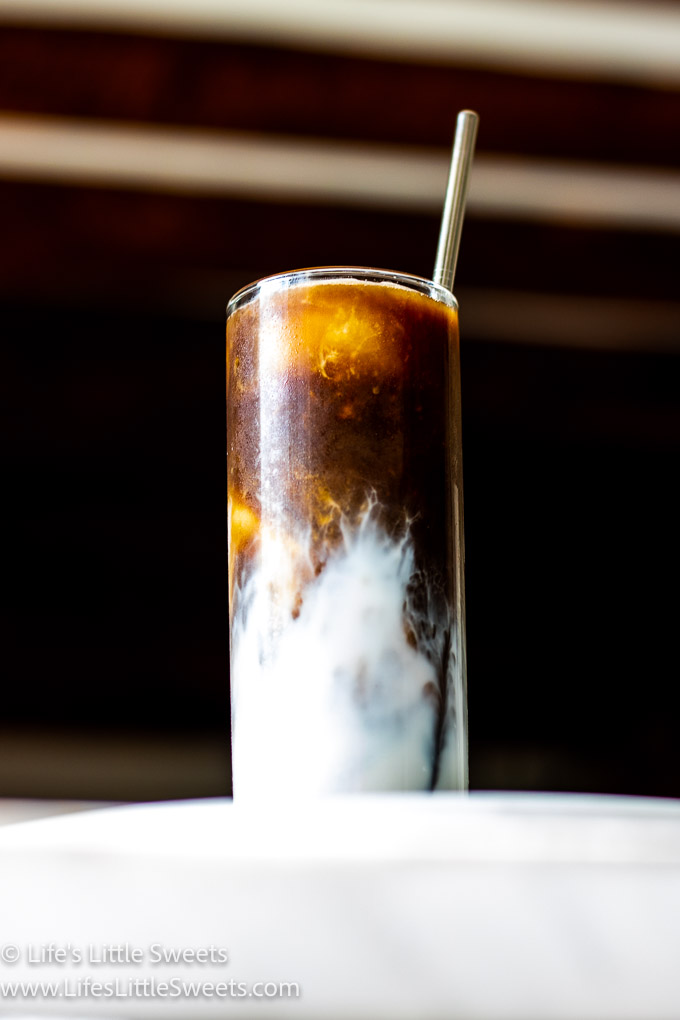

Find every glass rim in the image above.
[226,266,459,318]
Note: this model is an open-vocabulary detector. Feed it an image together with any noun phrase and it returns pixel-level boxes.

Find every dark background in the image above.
[1,10,679,800]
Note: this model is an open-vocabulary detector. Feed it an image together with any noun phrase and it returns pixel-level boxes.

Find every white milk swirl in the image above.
[230,505,464,798]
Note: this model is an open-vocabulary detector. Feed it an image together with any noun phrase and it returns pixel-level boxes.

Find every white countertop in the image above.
[0,793,679,1019]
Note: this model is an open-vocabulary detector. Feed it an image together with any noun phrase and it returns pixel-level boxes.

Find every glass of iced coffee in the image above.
[227,267,467,797]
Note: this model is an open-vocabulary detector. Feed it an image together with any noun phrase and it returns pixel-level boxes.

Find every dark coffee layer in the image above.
[227,278,459,575]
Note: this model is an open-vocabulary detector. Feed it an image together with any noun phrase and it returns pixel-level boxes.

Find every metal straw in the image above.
[433,110,479,294]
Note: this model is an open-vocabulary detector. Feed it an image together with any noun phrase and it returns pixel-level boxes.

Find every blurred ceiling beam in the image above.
[461,289,680,353]
[2,0,680,87]
[1,113,679,233]
[2,28,679,165]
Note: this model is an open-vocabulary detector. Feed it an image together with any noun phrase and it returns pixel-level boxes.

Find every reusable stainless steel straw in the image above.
[433,110,479,293]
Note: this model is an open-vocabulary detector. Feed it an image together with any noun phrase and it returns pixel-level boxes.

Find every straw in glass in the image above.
[433,110,479,294]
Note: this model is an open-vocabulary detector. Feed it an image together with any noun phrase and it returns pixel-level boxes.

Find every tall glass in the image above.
[226,268,467,798]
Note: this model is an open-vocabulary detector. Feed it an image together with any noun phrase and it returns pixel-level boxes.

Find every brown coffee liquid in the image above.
[227,277,462,793]
[228,281,457,564]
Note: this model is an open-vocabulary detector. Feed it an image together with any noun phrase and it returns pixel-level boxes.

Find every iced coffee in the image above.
[227,268,467,797]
